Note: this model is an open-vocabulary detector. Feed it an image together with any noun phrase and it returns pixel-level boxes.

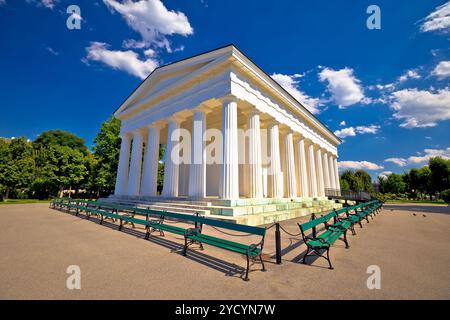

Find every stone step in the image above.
[99,198,211,215]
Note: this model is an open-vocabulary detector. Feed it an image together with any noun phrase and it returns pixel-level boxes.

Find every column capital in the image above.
[222,94,239,104]
[147,121,165,130]
[131,128,146,137]
[119,132,132,140]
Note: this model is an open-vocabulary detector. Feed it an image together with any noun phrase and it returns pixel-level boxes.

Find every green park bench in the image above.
[180,215,266,281]
[298,210,350,270]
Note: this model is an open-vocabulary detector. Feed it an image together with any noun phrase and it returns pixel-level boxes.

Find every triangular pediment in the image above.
[114,45,234,117]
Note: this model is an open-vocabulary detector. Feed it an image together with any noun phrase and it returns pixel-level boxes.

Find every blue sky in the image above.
[0,0,449,180]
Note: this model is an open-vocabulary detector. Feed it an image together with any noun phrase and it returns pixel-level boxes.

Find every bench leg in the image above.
[118,220,123,231]
[326,249,334,270]
[343,230,349,249]
[182,237,188,256]
[100,215,104,225]
[259,254,266,272]
[351,224,356,236]
[302,247,311,264]
[145,227,150,240]
[244,255,250,281]
[358,220,363,228]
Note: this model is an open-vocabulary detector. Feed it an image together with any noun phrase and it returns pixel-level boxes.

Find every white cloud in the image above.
[384,157,407,167]
[339,120,346,126]
[271,73,321,114]
[0,0,6,6]
[318,67,367,107]
[334,124,380,138]
[338,161,384,171]
[46,47,59,56]
[334,127,355,138]
[384,147,450,167]
[408,147,450,164]
[420,1,450,33]
[378,171,393,179]
[26,0,56,9]
[84,42,159,79]
[432,61,450,79]
[389,88,450,128]
[398,70,421,82]
[103,0,193,51]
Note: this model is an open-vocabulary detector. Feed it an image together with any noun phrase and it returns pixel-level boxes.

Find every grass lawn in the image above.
[0,199,51,205]
[385,199,447,205]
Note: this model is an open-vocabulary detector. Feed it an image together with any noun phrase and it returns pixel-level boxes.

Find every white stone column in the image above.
[127,130,145,196]
[219,98,239,200]
[315,147,325,197]
[284,131,297,198]
[162,119,181,197]
[297,137,309,197]
[188,110,206,199]
[140,125,160,197]
[114,133,132,196]
[328,155,336,190]
[248,111,263,199]
[307,142,318,197]
[322,151,330,192]
[268,122,283,198]
[333,156,341,192]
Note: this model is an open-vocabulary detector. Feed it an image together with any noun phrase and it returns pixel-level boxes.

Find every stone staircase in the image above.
[99,195,343,226]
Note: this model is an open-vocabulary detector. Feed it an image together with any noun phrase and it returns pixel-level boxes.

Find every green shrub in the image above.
[441,189,450,204]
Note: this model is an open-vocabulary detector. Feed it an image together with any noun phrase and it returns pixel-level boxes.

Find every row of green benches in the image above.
[298,200,383,269]
[51,198,266,281]
[51,197,383,276]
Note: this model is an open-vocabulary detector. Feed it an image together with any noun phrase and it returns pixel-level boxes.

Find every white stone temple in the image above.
[109,45,342,225]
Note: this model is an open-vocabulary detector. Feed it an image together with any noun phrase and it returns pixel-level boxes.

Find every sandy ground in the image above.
[0,202,449,300]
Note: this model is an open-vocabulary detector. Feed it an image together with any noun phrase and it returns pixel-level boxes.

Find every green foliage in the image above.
[33,130,87,155]
[384,173,406,194]
[429,157,450,193]
[378,157,450,201]
[339,169,373,193]
[91,116,121,196]
[441,189,450,204]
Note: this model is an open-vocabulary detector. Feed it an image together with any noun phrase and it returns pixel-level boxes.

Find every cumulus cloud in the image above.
[398,69,421,82]
[339,120,346,126]
[334,124,380,138]
[338,161,384,171]
[420,1,450,33]
[84,42,159,79]
[103,0,193,51]
[408,147,450,164]
[318,67,367,107]
[384,157,407,167]
[389,88,450,128]
[432,61,450,79]
[271,73,321,114]
[384,147,450,167]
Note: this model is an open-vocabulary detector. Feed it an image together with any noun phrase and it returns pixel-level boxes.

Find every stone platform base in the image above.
[101,195,343,226]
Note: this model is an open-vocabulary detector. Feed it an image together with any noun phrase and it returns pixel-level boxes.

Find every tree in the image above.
[417,166,432,199]
[354,170,373,192]
[441,189,450,204]
[91,117,121,196]
[429,157,450,197]
[0,137,35,199]
[340,170,359,191]
[384,173,406,194]
[33,130,88,155]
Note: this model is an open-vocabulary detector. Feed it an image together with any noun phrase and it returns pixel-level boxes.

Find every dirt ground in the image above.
[0,202,449,299]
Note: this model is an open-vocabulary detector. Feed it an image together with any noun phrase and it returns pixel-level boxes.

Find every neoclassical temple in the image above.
[111,45,341,225]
